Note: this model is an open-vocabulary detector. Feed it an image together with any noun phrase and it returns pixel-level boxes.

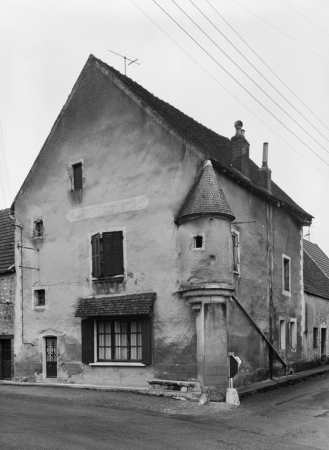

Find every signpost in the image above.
[226,352,243,405]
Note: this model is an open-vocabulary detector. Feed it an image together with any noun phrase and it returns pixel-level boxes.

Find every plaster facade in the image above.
[12,55,316,394]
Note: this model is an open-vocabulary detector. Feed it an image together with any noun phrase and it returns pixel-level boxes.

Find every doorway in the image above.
[321,328,327,363]
[1,339,12,379]
[46,337,57,378]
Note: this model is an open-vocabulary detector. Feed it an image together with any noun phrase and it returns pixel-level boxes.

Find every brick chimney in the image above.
[231,120,250,178]
[258,142,272,192]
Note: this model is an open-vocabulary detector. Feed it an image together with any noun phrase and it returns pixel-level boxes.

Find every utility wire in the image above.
[190,0,329,145]
[130,1,329,180]
[171,0,329,157]
[152,0,329,167]
[280,0,329,38]
[205,0,329,134]
[230,0,329,63]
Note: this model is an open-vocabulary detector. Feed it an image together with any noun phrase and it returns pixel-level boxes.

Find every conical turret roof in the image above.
[176,160,235,224]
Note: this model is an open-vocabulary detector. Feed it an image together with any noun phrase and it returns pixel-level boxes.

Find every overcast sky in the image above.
[1,0,329,254]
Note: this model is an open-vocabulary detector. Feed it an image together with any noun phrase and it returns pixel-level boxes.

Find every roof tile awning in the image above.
[75,292,156,318]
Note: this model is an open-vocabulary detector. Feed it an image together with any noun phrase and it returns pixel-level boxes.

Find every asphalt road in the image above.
[0,373,328,450]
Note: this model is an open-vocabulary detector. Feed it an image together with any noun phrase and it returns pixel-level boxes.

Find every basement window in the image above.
[279,319,286,350]
[34,289,46,307]
[289,319,297,351]
[313,327,318,349]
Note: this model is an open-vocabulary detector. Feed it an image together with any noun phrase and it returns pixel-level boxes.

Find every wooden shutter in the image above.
[91,233,101,278]
[81,319,94,364]
[141,317,152,365]
[103,231,124,277]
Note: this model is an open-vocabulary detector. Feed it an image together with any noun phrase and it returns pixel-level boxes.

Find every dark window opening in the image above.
[35,289,45,306]
[232,232,239,273]
[34,220,43,238]
[92,231,124,278]
[194,235,203,249]
[283,258,290,292]
[313,327,318,349]
[73,163,83,191]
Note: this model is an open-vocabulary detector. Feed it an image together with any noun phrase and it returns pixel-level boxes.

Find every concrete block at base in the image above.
[225,388,240,406]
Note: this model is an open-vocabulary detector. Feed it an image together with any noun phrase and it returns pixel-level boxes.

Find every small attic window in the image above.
[192,234,205,251]
[33,220,44,238]
[72,163,83,191]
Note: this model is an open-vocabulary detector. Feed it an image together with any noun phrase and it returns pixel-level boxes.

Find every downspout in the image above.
[231,294,287,374]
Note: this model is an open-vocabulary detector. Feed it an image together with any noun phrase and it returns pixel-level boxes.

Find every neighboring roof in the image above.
[176,160,235,224]
[304,239,329,279]
[75,292,155,318]
[91,55,312,224]
[0,209,15,274]
[304,251,329,300]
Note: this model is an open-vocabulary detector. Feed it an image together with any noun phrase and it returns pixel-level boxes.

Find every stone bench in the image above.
[147,379,201,393]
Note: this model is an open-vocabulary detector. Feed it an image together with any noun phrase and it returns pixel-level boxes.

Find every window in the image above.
[33,219,44,238]
[313,327,318,349]
[34,289,45,307]
[192,234,204,250]
[98,319,142,361]
[289,319,297,350]
[279,319,286,350]
[81,317,152,365]
[282,255,291,294]
[91,231,124,278]
[72,162,82,191]
[232,231,240,273]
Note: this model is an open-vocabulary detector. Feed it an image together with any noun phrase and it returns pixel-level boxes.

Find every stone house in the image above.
[12,54,317,395]
[0,208,15,380]
[303,240,329,367]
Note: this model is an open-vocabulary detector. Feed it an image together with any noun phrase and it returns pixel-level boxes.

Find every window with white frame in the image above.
[232,230,240,274]
[279,319,286,350]
[282,255,291,295]
[191,234,205,251]
[289,319,297,350]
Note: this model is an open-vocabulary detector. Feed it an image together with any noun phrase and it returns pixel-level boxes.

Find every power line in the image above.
[230,0,329,63]
[189,0,329,145]
[171,0,329,157]
[152,0,329,167]
[130,1,329,180]
[280,0,329,38]
[205,0,329,134]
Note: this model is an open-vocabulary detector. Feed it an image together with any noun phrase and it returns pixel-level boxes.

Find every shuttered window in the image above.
[91,231,124,278]
[81,317,152,365]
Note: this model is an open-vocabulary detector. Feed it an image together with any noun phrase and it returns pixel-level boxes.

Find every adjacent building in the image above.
[0,208,15,380]
[12,54,325,396]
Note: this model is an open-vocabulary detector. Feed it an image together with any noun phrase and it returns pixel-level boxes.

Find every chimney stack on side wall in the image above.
[231,120,250,178]
[258,142,272,192]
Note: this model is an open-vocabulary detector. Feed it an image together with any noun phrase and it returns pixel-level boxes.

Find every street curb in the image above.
[237,364,329,398]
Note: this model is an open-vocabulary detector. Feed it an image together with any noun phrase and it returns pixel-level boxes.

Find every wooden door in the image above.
[46,337,57,378]
[1,340,11,379]
[321,329,327,363]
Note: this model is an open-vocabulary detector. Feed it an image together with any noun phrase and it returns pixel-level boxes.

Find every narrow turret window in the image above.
[192,234,205,251]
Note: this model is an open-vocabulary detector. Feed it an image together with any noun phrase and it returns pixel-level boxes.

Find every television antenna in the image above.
[108,49,140,75]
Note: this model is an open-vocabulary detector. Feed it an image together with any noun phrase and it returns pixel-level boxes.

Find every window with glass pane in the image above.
[97,319,142,362]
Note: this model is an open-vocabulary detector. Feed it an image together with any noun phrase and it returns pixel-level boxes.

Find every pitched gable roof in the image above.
[13,54,313,225]
[92,56,311,224]
[0,208,15,274]
[303,251,329,300]
[176,160,235,224]
[304,239,329,279]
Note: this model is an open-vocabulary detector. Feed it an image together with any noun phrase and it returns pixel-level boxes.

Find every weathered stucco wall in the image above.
[14,61,204,385]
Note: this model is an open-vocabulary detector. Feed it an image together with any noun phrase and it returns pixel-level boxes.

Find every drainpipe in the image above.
[231,295,287,374]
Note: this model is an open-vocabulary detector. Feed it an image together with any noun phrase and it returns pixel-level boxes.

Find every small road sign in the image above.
[228,354,243,378]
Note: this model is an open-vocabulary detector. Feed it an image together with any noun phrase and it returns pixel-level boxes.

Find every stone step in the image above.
[147,379,202,393]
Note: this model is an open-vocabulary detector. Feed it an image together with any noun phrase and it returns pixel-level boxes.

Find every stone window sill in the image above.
[89,362,145,367]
